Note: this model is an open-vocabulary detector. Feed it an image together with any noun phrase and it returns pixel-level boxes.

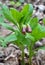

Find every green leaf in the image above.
[21,4,33,24]
[10,1,15,5]
[0,36,4,43]
[10,8,22,23]
[4,33,17,43]
[15,2,21,7]
[1,4,17,25]
[15,31,30,45]
[29,17,38,29]
[0,10,4,23]
[35,46,45,50]
[0,23,15,32]
[32,24,45,41]
[21,4,33,16]
[39,46,45,50]
[1,42,7,47]
[0,37,6,47]
[25,33,35,42]
[0,16,4,23]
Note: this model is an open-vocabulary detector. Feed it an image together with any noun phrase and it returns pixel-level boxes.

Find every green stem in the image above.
[28,43,34,65]
[28,45,32,65]
[21,45,25,65]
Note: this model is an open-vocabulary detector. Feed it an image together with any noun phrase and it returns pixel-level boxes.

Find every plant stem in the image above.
[28,45,32,65]
[21,45,25,65]
[28,43,34,65]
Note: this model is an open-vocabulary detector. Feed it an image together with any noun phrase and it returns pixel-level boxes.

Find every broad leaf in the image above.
[21,4,33,24]
[21,4,33,16]
[0,10,4,23]
[10,8,23,23]
[0,36,4,43]
[0,37,6,47]
[4,33,17,43]
[39,46,45,50]
[25,33,35,42]
[14,30,30,45]
[29,17,38,29]
[31,24,45,41]
[1,4,17,25]
[15,2,21,7]
[0,23,15,32]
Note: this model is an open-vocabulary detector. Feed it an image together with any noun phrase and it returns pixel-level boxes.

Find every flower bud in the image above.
[26,24,32,33]
[39,21,43,25]
[22,25,26,34]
